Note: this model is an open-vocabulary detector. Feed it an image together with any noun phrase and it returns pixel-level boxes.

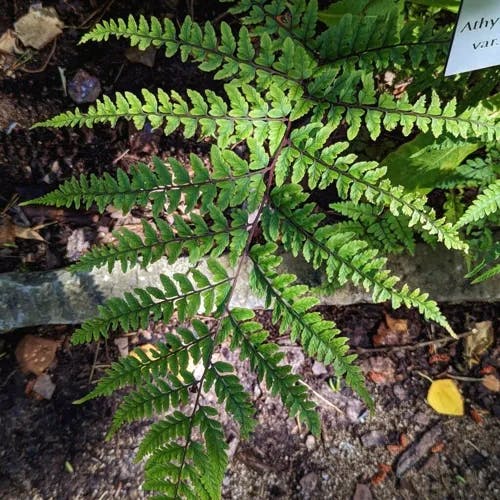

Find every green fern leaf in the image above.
[249,243,372,406]
[456,179,500,228]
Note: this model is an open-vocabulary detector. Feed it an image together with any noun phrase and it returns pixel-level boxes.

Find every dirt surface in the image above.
[0,304,499,499]
[1,1,499,500]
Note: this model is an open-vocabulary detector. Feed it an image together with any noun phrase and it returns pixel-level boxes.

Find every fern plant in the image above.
[25,1,499,498]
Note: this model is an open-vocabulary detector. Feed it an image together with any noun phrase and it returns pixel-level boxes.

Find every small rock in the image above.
[338,441,356,455]
[305,434,316,451]
[286,349,305,374]
[32,373,56,400]
[127,488,140,500]
[68,69,101,104]
[345,398,364,423]
[414,411,431,426]
[66,228,91,262]
[360,430,387,448]
[312,361,327,376]
[300,472,318,496]
[0,29,20,55]
[125,46,157,67]
[353,483,373,500]
[114,337,129,358]
[392,383,407,401]
[15,335,58,375]
[396,424,442,477]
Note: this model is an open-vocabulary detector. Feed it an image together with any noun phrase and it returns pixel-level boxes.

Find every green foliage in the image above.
[456,180,500,229]
[25,1,499,498]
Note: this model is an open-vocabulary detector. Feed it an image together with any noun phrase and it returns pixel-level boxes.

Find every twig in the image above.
[112,149,130,165]
[465,439,484,455]
[352,330,477,355]
[88,340,101,383]
[443,374,485,382]
[416,371,433,383]
[298,379,343,414]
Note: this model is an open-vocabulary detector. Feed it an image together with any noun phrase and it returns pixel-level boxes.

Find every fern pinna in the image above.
[26,1,499,498]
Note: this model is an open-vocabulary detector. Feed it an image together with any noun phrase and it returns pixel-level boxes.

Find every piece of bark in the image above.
[396,424,442,477]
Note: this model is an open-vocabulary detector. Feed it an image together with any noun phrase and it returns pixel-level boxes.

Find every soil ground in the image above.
[0,1,499,500]
[0,304,499,499]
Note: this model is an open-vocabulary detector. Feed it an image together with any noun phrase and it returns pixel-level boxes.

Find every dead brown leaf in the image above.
[464,321,494,368]
[0,214,50,245]
[0,29,21,55]
[429,353,451,365]
[482,373,500,392]
[373,312,410,347]
[431,442,445,453]
[362,356,396,384]
[15,335,59,375]
[14,5,63,50]
[480,365,496,375]
[470,407,485,424]
[0,215,16,246]
[371,463,392,486]
[14,224,46,241]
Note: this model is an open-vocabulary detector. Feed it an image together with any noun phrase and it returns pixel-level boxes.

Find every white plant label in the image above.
[445,0,500,76]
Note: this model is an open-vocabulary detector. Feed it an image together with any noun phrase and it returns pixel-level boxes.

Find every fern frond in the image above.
[330,201,416,255]
[279,132,466,251]
[226,308,320,434]
[249,243,372,406]
[33,86,287,150]
[436,157,498,189]
[315,14,449,69]
[204,361,256,438]
[80,14,316,86]
[71,210,247,273]
[137,411,192,460]
[231,0,449,69]
[140,406,228,500]
[469,263,500,284]
[26,148,266,216]
[71,268,231,344]
[75,320,214,401]
[456,179,500,228]
[268,185,453,334]
[108,375,197,437]
[310,75,499,141]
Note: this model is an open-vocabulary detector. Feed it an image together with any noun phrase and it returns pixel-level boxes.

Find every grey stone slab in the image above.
[0,244,498,332]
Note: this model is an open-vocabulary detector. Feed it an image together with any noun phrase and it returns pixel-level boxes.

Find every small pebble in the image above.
[345,399,364,423]
[113,337,129,358]
[392,383,407,401]
[305,434,316,451]
[68,69,101,104]
[33,373,56,400]
[360,430,387,448]
[414,411,431,426]
[312,360,327,376]
[300,472,318,496]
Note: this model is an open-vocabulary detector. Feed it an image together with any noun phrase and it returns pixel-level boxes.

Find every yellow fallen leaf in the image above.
[427,379,464,416]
